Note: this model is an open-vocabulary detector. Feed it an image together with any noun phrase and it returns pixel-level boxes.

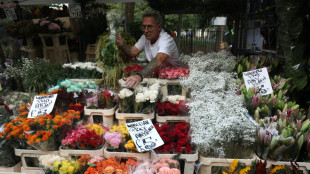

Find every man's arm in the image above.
[116,33,141,58]
[124,53,169,88]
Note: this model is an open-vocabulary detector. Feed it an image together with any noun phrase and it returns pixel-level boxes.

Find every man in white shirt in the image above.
[116,11,180,88]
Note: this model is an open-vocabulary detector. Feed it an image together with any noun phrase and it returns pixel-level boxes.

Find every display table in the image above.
[115,109,155,125]
[84,105,118,128]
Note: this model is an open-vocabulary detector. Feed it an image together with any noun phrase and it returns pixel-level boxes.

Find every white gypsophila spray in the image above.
[180,52,257,158]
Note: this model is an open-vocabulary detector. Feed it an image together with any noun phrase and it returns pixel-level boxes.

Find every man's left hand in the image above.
[124,75,142,88]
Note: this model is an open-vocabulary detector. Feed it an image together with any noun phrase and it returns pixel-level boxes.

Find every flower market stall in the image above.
[1,0,310,174]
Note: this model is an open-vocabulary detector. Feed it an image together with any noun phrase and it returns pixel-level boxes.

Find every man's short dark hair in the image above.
[142,12,163,25]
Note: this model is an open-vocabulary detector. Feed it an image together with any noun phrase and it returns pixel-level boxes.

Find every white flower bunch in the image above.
[180,52,257,158]
[38,154,67,170]
[135,85,160,103]
[118,88,134,99]
[62,62,102,73]
[161,95,186,104]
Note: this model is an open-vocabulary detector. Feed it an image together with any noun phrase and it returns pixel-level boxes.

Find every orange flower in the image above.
[35,138,41,143]
[60,118,67,124]
[18,104,26,112]
[18,134,23,139]
[50,89,59,94]
[42,135,49,141]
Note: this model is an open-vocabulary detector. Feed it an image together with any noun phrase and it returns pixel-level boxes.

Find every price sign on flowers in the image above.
[69,3,82,18]
[3,6,17,20]
[243,67,273,96]
[126,119,164,152]
[28,94,58,118]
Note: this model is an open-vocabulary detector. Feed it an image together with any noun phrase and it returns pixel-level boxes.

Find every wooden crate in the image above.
[14,149,59,170]
[115,109,155,125]
[59,146,104,157]
[85,43,97,62]
[84,105,118,128]
[151,151,198,174]
[158,79,188,98]
[156,114,190,125]
[0,162,22,173]
[103,147,150,161]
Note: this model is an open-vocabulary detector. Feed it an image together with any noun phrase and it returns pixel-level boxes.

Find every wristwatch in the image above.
[136,73,143,82]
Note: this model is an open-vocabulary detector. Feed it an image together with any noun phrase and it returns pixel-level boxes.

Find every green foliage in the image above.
[4,20,37,38]
[7,58,69,93]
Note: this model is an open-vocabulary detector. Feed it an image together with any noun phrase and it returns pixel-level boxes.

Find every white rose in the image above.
[150,82,160,90]
[142,87,148,92]
[134,85,143,93]
[135,93,146,103]
[118,79,127,87]
[125,88,134,97]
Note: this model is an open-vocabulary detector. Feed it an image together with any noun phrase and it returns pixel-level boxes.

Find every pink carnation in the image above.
[48,23,60,31]
[40,20,49,26]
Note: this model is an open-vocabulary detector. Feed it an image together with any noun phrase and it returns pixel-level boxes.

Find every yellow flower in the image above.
[270,165,286,174]
[53,161,61,172]
[85,124,104,136]
[239,166,251,174]
[67,166,74,174]
[222,172,228,174]
[229,159,238,173]
[59,165,68,174]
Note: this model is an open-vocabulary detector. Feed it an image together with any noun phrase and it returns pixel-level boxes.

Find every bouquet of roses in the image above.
[105,125,138,152]
[39,154,67,171]
[134,82,160,114]
[61,124,107,150]
[84,157,136,174]
[124,64,145,77]
[98,90,115,109]
[159,66,190,79]
[118,88,134,113]
[37,17,69,34]
[154,122,194,154]
[156,95,190,116]
[152,158,181,174]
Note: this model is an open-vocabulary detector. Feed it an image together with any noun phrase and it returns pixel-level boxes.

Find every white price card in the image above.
[69,3,82,18]
[243,67,273,96]
[3,6,17,20]
[126,119,164,152]
[28,94,58,118]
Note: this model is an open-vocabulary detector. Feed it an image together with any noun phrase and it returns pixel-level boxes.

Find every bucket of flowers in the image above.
[39,154,81,174]
[103,125,149,160]
[84,90,118,128]
[60,123,108,157]
[1,91,81,151]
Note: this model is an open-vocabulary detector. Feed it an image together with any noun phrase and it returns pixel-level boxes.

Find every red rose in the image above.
[167,132,176,140]
[177,138,188,146]
[184,144,193,154]
[162,145,171,154]
[161,124,171,132]
[174,145,183,154]
[159,132,167,137]
[177,133,186,139]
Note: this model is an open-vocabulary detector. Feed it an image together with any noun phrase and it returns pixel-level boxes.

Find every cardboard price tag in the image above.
[69,3,82,18]
[28,94,58,118]
[3,6,17,20]
[243,67,273,95]
[126,119,164,152]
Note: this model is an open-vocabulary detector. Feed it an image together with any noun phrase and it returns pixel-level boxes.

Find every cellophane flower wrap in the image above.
[134,80,160,114]
[61,124,107,150]
[159,66,190,79]
[154,122,194,154]
[156,95,190,116]
[84,157,137,174]
[118,88,134,113]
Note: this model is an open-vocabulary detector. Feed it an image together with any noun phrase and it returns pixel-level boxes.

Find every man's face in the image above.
[141,16,161,43]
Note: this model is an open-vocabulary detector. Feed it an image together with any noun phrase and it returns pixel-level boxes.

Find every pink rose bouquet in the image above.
[159,66,190,79]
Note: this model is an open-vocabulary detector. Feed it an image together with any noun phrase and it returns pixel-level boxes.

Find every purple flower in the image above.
[48,23,60,31]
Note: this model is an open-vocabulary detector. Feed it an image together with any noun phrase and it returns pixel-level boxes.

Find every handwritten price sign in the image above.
[243,67,273,95]
[69,3,82,18]
[28,94,58,118]
[126,119,164,152]
[3,6,17,20]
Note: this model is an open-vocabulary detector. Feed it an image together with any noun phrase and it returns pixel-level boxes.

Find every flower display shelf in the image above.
[151,150,198,174]
[84,105,118,128]
[59,146,104,157]
[103,147,150,161]
[0,162,22,173]
[115,109,155,125]
[39,32,71,64]
[14,148,59,170]
[158,79,188,98]
[156,114,190,125]
[21,167,44,174]
[198,155,258,174]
